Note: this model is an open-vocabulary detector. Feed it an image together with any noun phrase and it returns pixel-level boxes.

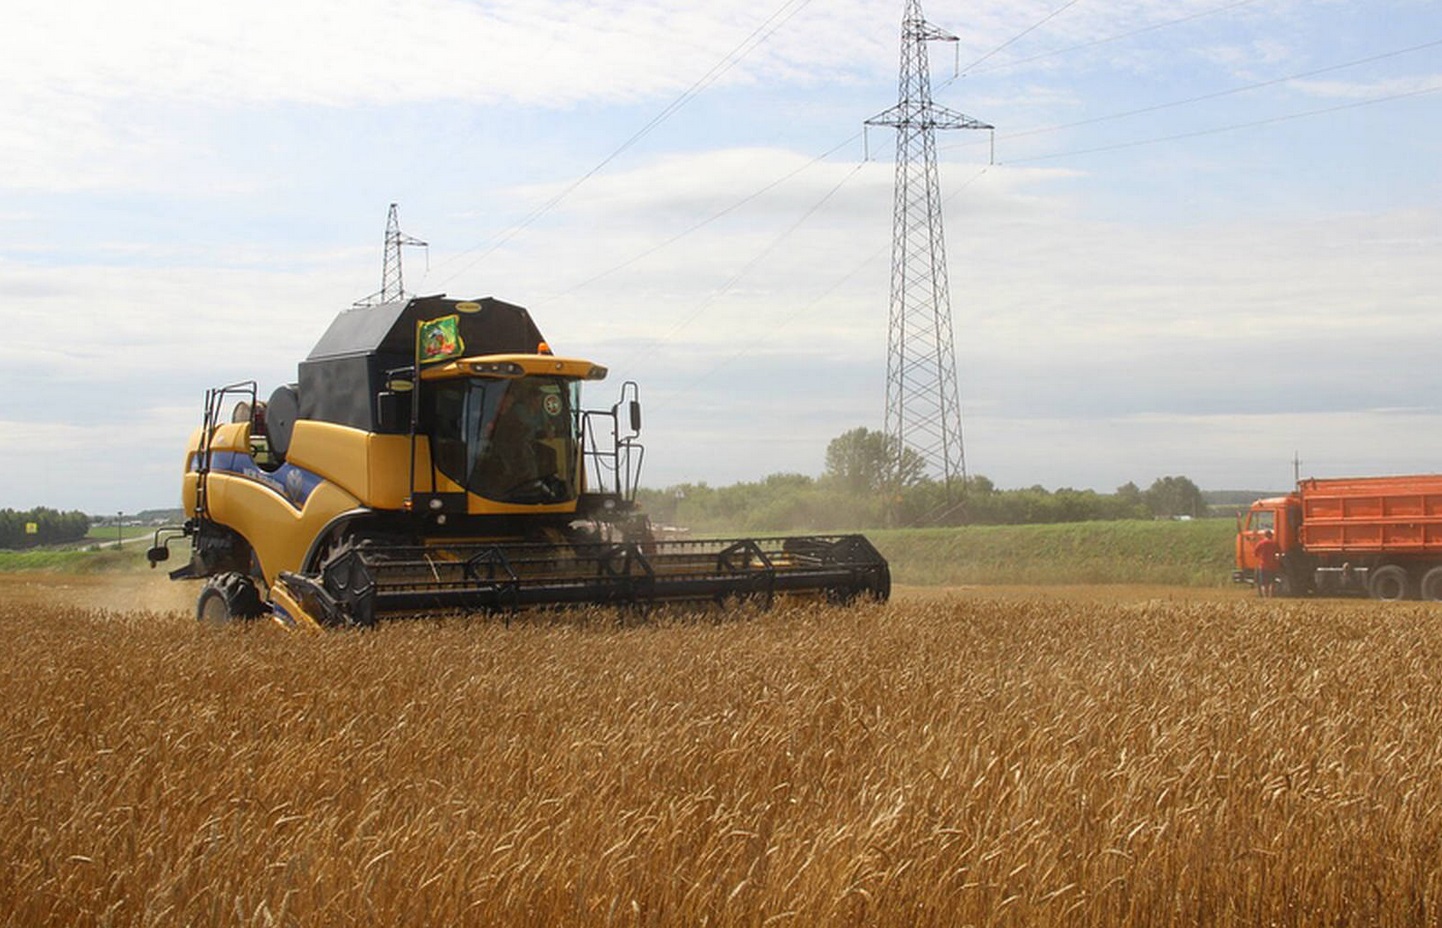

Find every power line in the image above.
[653,161,868,348]
[1004,82,1442,164]
[649,245,882,414]
[427,0,815,289]
[650,164,994,414]
[445,0,1290,317]
[536,133,862,305]
[631,30,1441,401]
[929,36,1442,163]
[985,37,1442,145]
[960,0,1085,76]
[959,0,1262,77]
[423,1,1431,300]
[603,161,872,406]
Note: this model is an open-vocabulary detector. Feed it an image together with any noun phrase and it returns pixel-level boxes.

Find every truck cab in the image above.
[1234,494,1301,589]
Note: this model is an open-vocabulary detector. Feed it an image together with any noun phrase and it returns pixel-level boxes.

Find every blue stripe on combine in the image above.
[203,451,325,511]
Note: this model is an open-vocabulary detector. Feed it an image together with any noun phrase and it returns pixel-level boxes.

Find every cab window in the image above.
[1247,509,1275,534]
[425,376,580,504]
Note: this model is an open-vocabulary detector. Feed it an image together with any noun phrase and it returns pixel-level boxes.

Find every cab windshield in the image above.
[1246,509,1275,534]
[426,376,580,504]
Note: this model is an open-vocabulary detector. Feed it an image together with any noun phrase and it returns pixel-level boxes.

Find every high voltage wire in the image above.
[960,0,1086,75]
[392,1,1435,490]
[1005,82,1442,164]
[649,165,993,414]
[424,1,1432,385]
[608,159,870,391]
[958,0,1262,78]
[536,132,863,307]
[943,37,1442,151]
[433,0,1104,299]
[424,0,816,289]
[554,29,1439,324]
[435,0,1432,304]
[596,40,1441,399]
[436,0,1303,310]
[553,0,1377,312]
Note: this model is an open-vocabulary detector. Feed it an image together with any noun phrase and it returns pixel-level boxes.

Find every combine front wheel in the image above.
[196,572,265,623]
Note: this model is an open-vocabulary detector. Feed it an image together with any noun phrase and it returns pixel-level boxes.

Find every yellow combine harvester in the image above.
[148,295,890,628]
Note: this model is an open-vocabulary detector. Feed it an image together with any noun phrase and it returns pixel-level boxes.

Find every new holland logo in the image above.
[285,467,306,504]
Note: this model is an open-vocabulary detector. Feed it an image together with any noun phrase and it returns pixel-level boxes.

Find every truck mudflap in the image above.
[276,534,891,627]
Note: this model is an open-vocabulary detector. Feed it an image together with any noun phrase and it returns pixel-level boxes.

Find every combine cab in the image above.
[149,295,889,628]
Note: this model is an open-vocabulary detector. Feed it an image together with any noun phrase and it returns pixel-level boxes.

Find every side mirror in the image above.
[628,400,642,434]
[146,546,169,566]
[376,391,413,434]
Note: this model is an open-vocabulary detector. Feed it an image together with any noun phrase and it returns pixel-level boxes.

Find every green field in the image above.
[1,519,1237,587]
[84,524,155,544]
[0,546,143,573]
[871,518,1236,587]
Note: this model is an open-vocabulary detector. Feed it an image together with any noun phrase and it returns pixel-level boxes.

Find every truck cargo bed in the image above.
[1300,475,1442,554]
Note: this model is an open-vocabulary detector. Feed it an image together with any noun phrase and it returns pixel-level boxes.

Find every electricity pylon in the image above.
[356,203,428,306]
[866,0,991,504]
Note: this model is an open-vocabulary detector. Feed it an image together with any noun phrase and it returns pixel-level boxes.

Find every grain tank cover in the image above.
[298,296,548,433]
[306,295,545,362]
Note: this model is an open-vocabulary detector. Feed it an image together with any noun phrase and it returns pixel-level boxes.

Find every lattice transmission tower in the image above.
[866,0,990,503]
[356,203,428,306]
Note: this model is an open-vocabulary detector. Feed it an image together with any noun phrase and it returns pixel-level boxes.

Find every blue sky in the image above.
[1,0,1439,512]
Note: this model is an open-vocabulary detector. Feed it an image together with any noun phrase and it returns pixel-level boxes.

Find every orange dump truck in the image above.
[1235,474,1442,600]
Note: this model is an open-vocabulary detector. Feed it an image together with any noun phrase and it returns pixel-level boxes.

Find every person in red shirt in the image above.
[1253,530,1281,598]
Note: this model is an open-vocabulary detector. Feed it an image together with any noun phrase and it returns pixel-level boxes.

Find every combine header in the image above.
[149,295,889,628]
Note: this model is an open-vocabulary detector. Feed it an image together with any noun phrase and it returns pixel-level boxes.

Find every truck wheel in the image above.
[1420,567,1442,602]
[1368,564,1411,602]
[197,572,266,623]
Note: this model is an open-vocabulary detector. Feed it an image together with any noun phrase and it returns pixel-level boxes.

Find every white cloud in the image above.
[2,0,889,193]
[2,0,896,111]
[1196,37,1298,78]
[2,0,1439,510]
[4,147,1437,506]
[0,409,196,513]
[0,261,354,382]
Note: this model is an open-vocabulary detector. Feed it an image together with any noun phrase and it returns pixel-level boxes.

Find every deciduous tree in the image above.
[1144,476,1205,519]
[824,428,926,493]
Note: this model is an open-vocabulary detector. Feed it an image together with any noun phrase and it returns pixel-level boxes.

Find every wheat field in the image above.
[3,576,1441,926]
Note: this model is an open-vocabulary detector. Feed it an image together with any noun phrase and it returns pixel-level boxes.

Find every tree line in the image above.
[636,427,1208,533]
[0,508,93,549]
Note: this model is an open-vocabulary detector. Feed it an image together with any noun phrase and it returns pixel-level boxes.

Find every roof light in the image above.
[537,341,553,355]
[469,361,525,378]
